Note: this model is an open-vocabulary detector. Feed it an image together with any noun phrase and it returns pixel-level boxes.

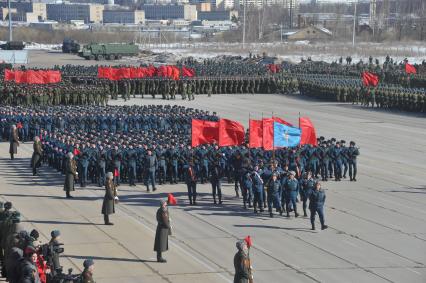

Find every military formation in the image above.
[1,105,358,220]
[0,201,94,283]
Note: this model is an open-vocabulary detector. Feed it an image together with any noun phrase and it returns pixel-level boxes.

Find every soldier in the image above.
[210,159,222,205]
[266,173,282,218]
[309,182,328,231]
[81,259,95,283]
[186,162,197,205]
[31,136,43,176]
[347,141,360,181]
[145,150,157,192]
[64,152,78,198]
[102,172,115,225]
[299,171,315,217]
[154,200,171,263]
[252,165,264,214]
[284,171,299,218]
[9,125,19,160]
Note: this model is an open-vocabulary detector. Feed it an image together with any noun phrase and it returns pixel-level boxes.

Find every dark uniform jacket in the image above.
[64,158,77,192]
[309,189,326,210]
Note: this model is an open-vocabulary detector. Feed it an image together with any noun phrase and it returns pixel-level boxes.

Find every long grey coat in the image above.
[64,158,77,192]
[9,130,19,154]
[102,179,115,215]
[31,141,43,168]
[154,208,170,252]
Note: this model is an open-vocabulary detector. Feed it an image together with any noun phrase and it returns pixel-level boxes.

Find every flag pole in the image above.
[272,111,275,163]
[248,112,251,159]
[298,112,301,128]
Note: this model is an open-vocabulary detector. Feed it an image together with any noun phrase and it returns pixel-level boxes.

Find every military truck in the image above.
[0,41,25,50]
[62,38,80,54]
[78,43,139,60]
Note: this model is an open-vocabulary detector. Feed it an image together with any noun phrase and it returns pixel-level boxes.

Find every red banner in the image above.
[98,65,184,80]
[182,66,195,77]
[191,119,219,147]
[218,119,245,147]
[405,63,417,74]
[4,69,61,84]
[249,119,263,148]
[362,71,379,87]
[299,117,318,146]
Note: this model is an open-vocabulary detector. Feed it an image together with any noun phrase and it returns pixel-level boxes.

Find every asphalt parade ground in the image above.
[1,94,425,283]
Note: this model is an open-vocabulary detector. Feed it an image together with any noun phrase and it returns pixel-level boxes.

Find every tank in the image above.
[78,43,139,60]
[0,41,25,50]
[62,38,80,54]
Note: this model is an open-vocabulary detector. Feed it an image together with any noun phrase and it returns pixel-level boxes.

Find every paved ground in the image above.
[1,94,425,283]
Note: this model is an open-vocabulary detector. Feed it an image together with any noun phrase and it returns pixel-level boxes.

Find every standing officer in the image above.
[347,141,360,182]
[102,172,115,225]
[309,182,328,231]
[267,173,282,218]
[145,150,158,192]
[186,162,197,205]
[64,152,78,199]
[81,259,95,283]
[332,142,343,181]
[31,136,43,176]
[284,171,299,218]
[210,159,222,205]
[154,200,171,263]
[9,125,19,160]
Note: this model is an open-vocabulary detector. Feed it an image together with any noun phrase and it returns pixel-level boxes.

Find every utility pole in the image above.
[8,0,12,41]
[352,0,357,47]
[242,0,246,48]
[289,0,293,28]
[280,24,283,42]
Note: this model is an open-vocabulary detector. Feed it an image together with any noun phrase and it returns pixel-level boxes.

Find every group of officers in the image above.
[0,201,95,283]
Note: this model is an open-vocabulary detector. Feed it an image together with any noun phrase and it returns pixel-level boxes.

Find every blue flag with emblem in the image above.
[273,122,301,148]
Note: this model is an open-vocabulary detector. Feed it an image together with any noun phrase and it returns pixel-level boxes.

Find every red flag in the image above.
[182,66,195,77]
[191,119,219,147]
[16,122,23,129]
[218,119,245,147]
[362,71,379,87]
[405,63,417,74]
[73,148,80,156]
[4,69,14,81]
[114,168,120,177]
[244,235,253,248]
[167,193,177,205]
[299,117,317,146]
[273,117,293,127]
[262,118,274,150]
[249,119,263,148]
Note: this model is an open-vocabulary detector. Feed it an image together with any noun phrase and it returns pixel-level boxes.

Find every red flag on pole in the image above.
[218,119,245,147]
[262,118,274,150]
[299,117,318,146]
[249,119,263,148]
[191,119,219,147]
[167,193,177,205]
[362,71,379,87]
[405,63,417,74]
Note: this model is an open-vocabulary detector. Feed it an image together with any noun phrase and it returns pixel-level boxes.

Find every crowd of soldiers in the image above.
[0,201,95,283]
[0,82,109,106]
[2,105,359,218]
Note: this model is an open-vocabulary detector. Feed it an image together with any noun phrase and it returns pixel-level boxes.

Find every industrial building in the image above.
[46,3,104,23]
[142,4,197,21]
[103,9,145,24]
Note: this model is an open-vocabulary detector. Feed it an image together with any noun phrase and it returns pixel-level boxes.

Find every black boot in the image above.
[311,223,315,230]
[321,225,328,230]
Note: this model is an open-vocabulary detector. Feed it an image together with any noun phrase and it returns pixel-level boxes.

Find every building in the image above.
[0,7,17,21]
[0,1,46,22]
[103,9,145,24]
[142,4,197,21]
[198,10,237,21]
[237,0,298,9]
[196,3,211,12]
[46,3,104,23]
[282,25,332,40]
